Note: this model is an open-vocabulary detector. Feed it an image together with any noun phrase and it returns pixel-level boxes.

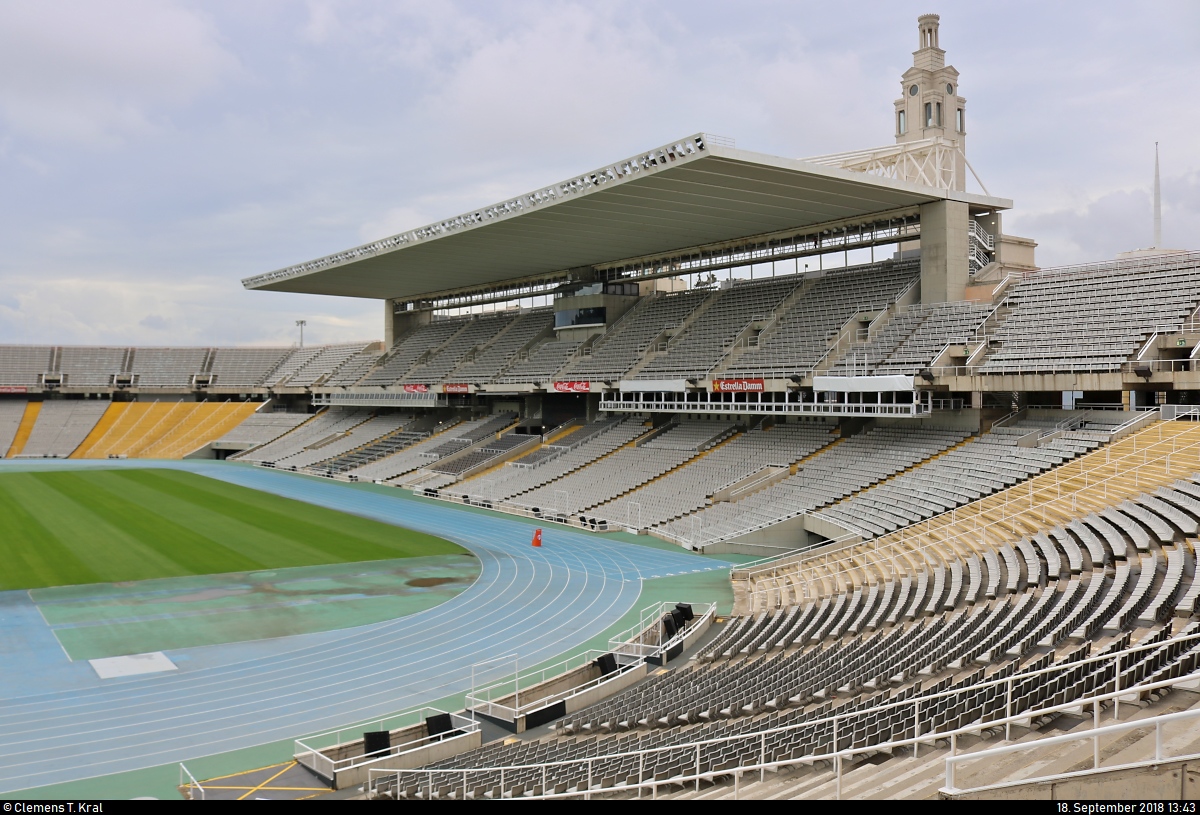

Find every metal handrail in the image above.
[969,219,995,250]
[179,763,205,801]
[942,705,1200,796]
[295,708,479,779]
[465,650,609,717]
[368,632,1200,801]
[1011,249,1200,281]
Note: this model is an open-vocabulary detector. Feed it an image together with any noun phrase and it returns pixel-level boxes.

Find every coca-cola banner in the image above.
[552,381,590,393]
[712,378,765,393]
[443,383,470,394]
[402,383,429,394]
[0,386,27,394]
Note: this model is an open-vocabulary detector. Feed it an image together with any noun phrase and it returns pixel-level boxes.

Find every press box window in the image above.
[555,307,607,329]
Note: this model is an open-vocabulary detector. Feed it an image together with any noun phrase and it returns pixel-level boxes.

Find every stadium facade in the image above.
[3,15,1196,553]
[5,15,1200,801]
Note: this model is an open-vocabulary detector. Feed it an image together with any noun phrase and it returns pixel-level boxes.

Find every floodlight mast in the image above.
[295,319,306,348]
[1154,142,1162,249]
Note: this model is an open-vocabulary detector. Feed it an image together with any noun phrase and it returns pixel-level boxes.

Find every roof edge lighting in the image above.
[242,133,722,291]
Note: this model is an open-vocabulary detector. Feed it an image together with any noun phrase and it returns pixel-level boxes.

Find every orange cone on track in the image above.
[532,528,543,547]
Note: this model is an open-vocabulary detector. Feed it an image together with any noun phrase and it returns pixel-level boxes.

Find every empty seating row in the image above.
[811,430,1102,539]
[828,301,992,375]
[232,407,370,463]
[591,421,836,532]
[634,276,802,380]
[661,425,969,544]
[16,400,109,457]
[980,257,1200,373]
[214,411,311,447]
[0,401,27,456]
[447,418,645,503]
[726,261,919,379]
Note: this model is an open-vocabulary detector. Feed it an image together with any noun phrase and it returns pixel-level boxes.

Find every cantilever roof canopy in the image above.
[243,134,1010,301]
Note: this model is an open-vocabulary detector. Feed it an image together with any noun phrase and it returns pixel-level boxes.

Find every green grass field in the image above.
[0,468,465,591]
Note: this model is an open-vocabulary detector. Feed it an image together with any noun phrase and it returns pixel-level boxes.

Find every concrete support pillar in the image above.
[384,300,399,348]
[384,300,431,348]
[1122,390,1132,410]
[919,199,970,303]
[971,391,983,410]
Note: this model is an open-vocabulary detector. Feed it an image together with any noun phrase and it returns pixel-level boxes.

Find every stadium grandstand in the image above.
[4,13,1200,802]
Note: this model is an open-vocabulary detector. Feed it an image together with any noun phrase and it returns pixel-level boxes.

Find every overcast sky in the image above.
[1,0,1197,347]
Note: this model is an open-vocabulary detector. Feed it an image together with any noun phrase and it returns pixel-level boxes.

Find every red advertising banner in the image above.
[443,383,470,394]
[402,383,429,394]
[552,381,590,393]
[0,386,27,394]
[712,378,765,393]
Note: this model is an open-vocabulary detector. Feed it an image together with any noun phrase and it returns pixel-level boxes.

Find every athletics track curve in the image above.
[0,461,730,794]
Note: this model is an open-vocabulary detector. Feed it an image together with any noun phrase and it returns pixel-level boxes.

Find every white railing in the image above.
[312,391,445,407]
[421,492,585,530]
[1137,330,1161,360]
[1053,409,1090,433]
[467,607,711,722]
[540,417,579,442]
[465,650,609,721]
[1156,317,1200,335]
[968,244,991,272]
[1013,249,1200,282]
[732,531,859,582]
[602,395,930,418]
[969,219,995,251]
[1107,406,1161,440]
[367,632,1200,801]
[742,412,1200,602]
[606,601,716,662]
[295,708,479,781]
[179,763,204,800]
[1161,406,1200,421]
[942,704,1200,796]
[297,707,448,765]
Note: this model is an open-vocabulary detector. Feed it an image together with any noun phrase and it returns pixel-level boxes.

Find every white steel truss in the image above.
[805,136,990,196]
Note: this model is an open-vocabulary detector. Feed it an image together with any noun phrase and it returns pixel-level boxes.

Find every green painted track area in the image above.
[33,556,480,661]
[0,468,466,591]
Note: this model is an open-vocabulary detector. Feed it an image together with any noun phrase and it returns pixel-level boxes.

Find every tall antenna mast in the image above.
[1154,142,1162,248]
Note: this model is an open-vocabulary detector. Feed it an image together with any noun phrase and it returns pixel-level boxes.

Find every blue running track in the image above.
[0,461,730,793]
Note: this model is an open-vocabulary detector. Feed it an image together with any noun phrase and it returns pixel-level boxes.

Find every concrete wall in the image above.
[878,409,983,432]
[322,722,429,765]
[333,728,482,789]
[490,664,603,715]
[997,233,1038,272]
[483,660,649,733]
[704,514,818,556]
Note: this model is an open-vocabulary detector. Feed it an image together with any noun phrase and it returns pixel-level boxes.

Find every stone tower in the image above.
[894,14,967,190]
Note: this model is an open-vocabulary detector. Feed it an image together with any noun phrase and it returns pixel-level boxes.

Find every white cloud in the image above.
[1012,170,1200,267]
[1,1,1199,348]
[0,272,379,347]
[0,0,238,145]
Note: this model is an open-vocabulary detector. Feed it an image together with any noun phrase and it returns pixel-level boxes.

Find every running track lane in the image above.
[0,461,730,793]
